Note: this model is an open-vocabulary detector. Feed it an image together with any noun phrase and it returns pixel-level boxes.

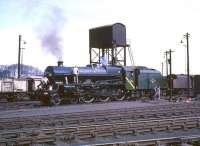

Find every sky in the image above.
[0,0,200,75]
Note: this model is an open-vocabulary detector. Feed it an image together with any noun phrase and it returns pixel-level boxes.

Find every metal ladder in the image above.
[127,40,135,66]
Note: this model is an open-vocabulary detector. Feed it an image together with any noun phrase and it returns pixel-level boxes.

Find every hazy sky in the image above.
[0,0,200,74]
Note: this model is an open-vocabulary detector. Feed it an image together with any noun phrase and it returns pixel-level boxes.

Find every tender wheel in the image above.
[99,96,110,102]
[80,95,95,103]
[113,89,126,101]
[125,91,132,100]
[50,93,61,106]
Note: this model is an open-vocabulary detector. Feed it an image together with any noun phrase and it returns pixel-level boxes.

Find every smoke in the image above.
[15,0,67,60]
[37,6,66,60]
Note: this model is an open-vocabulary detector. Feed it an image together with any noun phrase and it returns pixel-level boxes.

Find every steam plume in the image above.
[37,6,66,60]
[16,0,67,60]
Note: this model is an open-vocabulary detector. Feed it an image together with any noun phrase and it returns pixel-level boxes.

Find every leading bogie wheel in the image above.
[50,93,61,106]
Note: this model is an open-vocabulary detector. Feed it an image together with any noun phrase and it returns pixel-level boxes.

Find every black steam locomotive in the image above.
[40,62,135,105]
[39,60,170,105]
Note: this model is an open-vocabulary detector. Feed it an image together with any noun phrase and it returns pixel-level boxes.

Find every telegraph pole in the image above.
[185,33,190,97]
[181,33,190,97]
[164,51,168,76]
[169,49,172,101]
[165,49,174,101]
[18,35,21,79]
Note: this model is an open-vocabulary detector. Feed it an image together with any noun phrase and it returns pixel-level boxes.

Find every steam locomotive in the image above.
[38,61,168,105]
[40,62,134,105]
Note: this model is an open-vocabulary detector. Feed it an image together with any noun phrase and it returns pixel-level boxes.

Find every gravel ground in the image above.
[0,99,189,119]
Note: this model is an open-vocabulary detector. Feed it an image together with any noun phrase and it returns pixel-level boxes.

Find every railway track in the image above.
[0,96,193,111]
[1,116,200,145]
[0,101,40,111]
[1,102,200,145]
[0,102,200,130]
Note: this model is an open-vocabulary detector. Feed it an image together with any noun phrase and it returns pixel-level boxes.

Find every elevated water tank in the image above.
[89,23,126,48]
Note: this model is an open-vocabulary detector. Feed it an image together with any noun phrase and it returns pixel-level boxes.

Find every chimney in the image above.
[57,60,63,67]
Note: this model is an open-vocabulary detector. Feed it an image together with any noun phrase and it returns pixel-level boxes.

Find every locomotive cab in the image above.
[122,66,135,91]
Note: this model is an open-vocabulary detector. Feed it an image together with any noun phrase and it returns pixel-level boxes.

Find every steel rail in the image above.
[0,102,200,131]
[0,102,200,132]
[1,116,200,145]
